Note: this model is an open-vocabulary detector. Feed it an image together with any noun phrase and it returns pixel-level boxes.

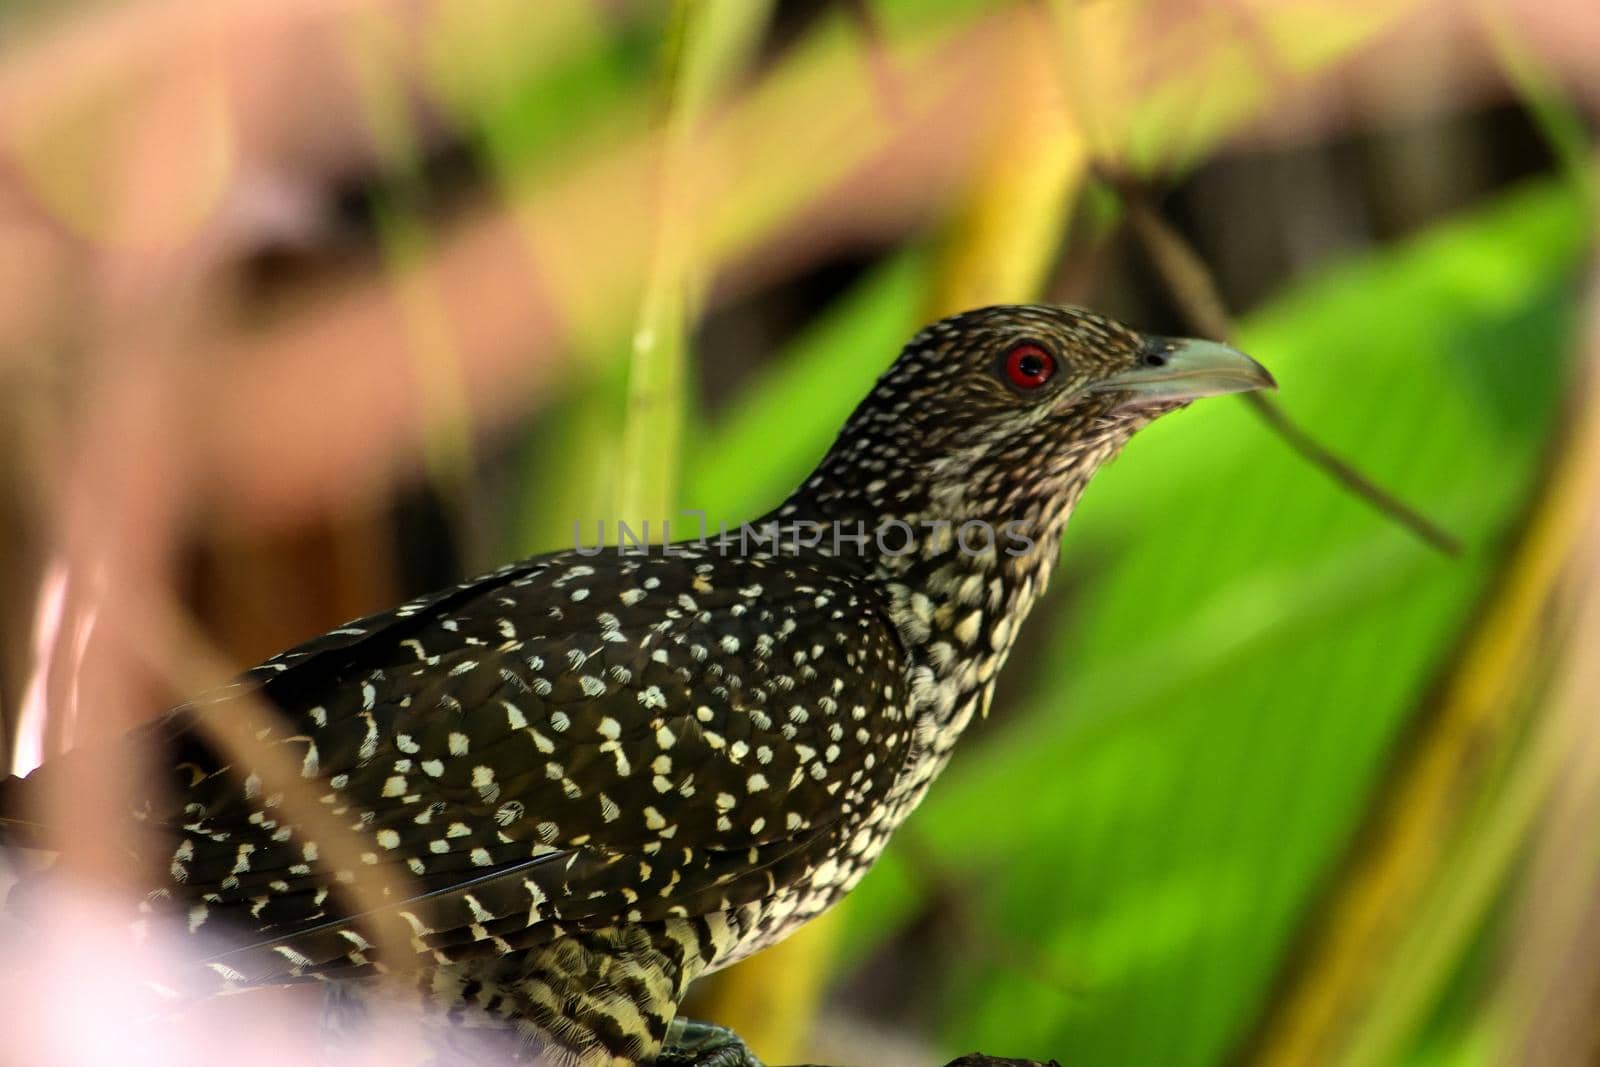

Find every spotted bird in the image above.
[0,305,1273,1065]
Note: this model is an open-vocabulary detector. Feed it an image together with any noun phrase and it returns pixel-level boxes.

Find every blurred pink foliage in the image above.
[0,874,483,1065]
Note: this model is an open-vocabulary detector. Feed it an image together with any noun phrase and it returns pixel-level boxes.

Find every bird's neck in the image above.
[762,461,1094,832]
[773,454,1101,725]
[758,430,1127,835]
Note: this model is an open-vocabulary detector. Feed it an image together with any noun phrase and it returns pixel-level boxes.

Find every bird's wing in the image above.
[6,548,912,985]
[0,558,546,851]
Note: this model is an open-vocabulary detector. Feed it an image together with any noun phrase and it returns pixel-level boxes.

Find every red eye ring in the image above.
[1003,343,1056,390]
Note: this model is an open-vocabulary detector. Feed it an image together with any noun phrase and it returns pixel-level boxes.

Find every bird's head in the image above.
[797,304,1274,529]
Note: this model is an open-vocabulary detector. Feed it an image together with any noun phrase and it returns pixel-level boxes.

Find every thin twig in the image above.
[142,600,423,982]
[840,0,908,124]
[1105,170,1464,557]
[1241,396,1463,557]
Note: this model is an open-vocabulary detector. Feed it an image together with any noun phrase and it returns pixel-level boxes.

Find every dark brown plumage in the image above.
[0,305,1271,1065]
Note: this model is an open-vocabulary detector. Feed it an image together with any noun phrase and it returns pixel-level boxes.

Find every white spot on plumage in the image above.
[990,613,1014,651]
[503,702,528,730]
[358,714,379,762]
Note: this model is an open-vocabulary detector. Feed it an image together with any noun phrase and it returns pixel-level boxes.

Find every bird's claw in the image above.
[657,1018,765,1067]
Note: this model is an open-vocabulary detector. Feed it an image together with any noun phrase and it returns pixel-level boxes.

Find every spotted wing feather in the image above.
[7,549,910,986]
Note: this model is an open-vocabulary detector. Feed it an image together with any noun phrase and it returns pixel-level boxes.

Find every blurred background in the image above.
[2,0,1599,1064]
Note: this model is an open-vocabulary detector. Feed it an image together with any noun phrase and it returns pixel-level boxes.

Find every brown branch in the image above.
[1105,171,1464,557]
[139,599,424,982]
[841,0,909,124]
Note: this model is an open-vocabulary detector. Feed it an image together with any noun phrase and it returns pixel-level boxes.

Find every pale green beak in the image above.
[1090,337,1276,408]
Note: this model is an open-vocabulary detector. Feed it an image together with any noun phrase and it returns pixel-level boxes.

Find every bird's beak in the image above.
[1089,337,1276,409]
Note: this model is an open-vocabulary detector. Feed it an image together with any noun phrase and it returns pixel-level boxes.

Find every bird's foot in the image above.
[657,1017,765,1067]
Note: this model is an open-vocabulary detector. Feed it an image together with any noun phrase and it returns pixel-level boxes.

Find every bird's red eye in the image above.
[1003,343,1055,390]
